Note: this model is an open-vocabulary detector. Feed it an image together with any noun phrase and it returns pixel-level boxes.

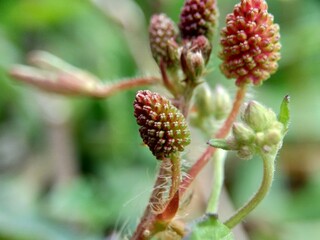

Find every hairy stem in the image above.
[180,85,247,196]
[132,154,182,240]
[169,153,181,199]
[206,149,227,214]
[92,76,160,98]
[131,160,169,240]
[224,153,275,229]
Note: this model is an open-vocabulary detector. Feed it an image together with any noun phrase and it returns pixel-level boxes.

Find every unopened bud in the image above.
[219,0,281,86]
[134,90,191,160]
[237,146,254,160]
[179,0,218,40]
[212,85,231,120]
[232,122,255,143]
[149,14,179,68]
[194,83,214,118]
[190,35,212,64]
[181,49,205,82]
[242,101,277,132]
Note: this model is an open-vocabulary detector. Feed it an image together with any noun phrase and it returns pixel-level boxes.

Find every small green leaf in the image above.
[278,95,290,132]
[187,214,234,240]
[207,139,231,150]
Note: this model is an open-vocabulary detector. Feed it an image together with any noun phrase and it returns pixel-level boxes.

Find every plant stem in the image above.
[169,153,181,199]
[91,76,161,98]
[180,85,247,196]
[159,61,178,98]
[132,154,182,240]
[206,149,227,214]
[224,153,275,229]
[10,65,160,98]
[131,160,169,240]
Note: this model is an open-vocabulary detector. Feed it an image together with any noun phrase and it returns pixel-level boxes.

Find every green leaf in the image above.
[278,95,290,133]
[187,214,234,240]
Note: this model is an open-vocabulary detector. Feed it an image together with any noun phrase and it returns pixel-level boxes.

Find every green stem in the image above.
[224,153,275,229]
[206,149,227,214]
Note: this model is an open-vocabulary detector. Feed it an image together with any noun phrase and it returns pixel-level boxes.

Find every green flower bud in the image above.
[232,122,255,143]
[194,83,214,118]
[212,85,231,120]
[237,146,253,160]
[209,98,289,159]
[242,101,277,132]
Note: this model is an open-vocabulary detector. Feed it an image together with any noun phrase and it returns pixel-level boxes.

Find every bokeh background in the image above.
[0,0,320,239]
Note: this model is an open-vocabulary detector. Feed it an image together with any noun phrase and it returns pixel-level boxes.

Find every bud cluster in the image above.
[219,0,281,86]
[134,90,191,160]
[149,0,218,71]
[227,101,284,159]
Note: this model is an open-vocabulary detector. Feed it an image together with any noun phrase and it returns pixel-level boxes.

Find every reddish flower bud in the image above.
[134,90,191,160]
[179,0,218,40]
[219,0,281,86]
[149,14,179,67]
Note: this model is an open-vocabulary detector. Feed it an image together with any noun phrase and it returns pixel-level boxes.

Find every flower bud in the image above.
[210,99,289,159]
[219,0,281,86]
[179,0,218,40]
[194,83,214,118]
[181,50,205,82]
[134,90,191,160]
[149,14,179,67]
[232,122,255,143]
[212,85,231,120]
[242,101,277,132]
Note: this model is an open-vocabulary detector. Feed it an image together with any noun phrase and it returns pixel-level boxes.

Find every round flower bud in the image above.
[232,122,255,143]
[219,0,281,86]
[212,85,231,120]
[242,101,277,132]
[134,90,191,160]
[149,14,179,67]
[179,0,218,40]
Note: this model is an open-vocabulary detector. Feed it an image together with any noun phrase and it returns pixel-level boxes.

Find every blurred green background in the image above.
[0,0,319,239]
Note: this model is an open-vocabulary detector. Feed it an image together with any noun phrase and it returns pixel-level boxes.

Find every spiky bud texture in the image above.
[179,0,218,40]
[149,14,179,67]
[220,0,281,86]
[134,90,190,160]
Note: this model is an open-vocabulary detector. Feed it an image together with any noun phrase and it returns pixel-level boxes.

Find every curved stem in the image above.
[224,153,275,229]
[206,149,227,214]
[180,85,247,196]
